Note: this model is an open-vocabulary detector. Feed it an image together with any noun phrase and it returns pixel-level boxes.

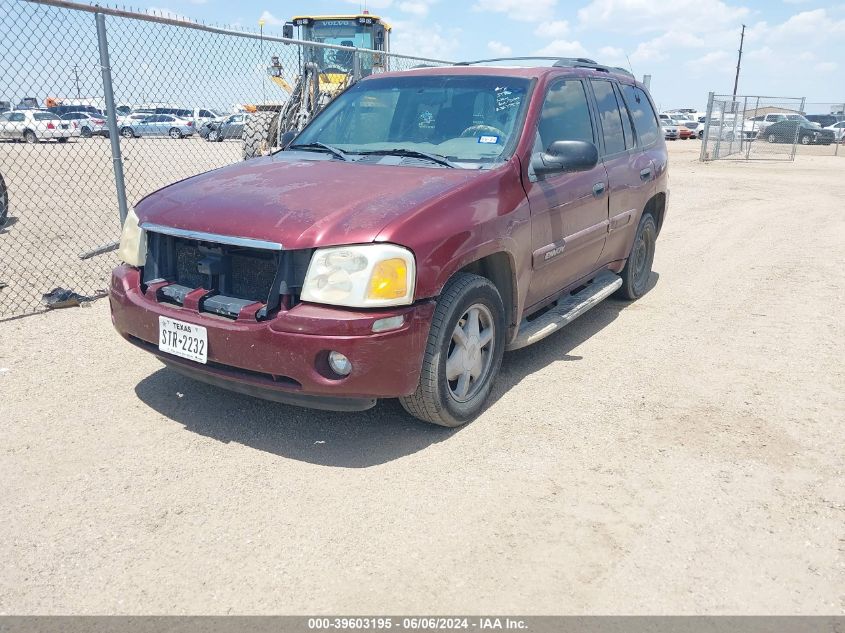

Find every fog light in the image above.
[372,315,404,333]
[328,351,352,376]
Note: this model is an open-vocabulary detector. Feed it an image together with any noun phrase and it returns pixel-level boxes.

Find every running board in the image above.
[506,271,622,351]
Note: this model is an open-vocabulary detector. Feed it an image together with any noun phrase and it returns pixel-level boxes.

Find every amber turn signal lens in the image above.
[367,258,408,300]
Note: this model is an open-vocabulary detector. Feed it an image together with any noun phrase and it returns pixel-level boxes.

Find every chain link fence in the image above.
[0,0,451,318]
[700,93,844,162]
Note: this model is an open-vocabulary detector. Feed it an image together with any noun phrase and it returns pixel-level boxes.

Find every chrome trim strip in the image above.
[140,223,283,251]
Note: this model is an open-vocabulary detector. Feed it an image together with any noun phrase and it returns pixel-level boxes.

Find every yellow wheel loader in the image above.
[242,14,391,160]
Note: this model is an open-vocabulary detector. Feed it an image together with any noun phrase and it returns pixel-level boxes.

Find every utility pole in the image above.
[732,24,745,102]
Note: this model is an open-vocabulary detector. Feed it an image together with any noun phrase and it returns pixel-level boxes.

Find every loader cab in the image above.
[287,15,391,76]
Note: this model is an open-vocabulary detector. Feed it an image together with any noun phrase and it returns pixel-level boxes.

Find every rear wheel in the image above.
[23,130,36,144]
[169,127,182,139]
[242,111,279,160]
[400,273,506,427]
[121,127,134,139]
[767,133,777,143]
[57,138,68,144]
[81,126,92,138]
[616,212,657,300]
[207,129,219,142]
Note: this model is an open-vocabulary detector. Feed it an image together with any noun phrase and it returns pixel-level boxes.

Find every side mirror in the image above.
[282,22,294,40]
[531,140,598,176]
[280,130,296,149]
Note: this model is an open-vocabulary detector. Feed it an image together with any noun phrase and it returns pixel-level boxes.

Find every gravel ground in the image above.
[1,142,843,614]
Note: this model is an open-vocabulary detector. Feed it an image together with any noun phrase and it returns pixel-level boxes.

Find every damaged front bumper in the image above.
[109,265,434,411]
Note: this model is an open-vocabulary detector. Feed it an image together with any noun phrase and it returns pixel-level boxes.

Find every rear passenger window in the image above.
[591,80,625,154]
[620,84,660,146]
[536,79,593,150]
[613,83,635,149]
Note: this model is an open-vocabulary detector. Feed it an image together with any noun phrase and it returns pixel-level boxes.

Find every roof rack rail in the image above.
[455,57,637,79]
[454,56,562,66]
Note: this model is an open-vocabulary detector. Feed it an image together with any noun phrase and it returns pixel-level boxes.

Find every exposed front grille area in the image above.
[142,232,312,320]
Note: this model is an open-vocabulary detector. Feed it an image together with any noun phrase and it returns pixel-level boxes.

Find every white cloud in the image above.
[816,61,838,72]
[487,40,513,56]
[385,17,460,59]
[399,1,430,16]
[258,10,285,26]
[629,31,707,64]
[534,20,569,38]
[534,39,589,57]
[472,0,557,22]
[578,0,749,33]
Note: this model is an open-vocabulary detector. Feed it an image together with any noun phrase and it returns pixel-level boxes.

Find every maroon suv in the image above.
[110,58,668,427]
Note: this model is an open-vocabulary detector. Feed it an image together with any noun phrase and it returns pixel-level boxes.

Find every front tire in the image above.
[169,127,182,139]
[617,212,657,300]
[121,127,134,139]
[81,126,92,138]
[0,173,8,228]
[23,130,37,144]
[400,273,506,427]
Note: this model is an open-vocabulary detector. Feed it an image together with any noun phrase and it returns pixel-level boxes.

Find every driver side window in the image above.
[536,79,594,151]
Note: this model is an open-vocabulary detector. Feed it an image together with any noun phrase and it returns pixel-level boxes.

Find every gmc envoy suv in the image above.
[110,58,669,427]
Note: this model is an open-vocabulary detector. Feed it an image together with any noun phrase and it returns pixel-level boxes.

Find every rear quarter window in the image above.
[620,84,660,147]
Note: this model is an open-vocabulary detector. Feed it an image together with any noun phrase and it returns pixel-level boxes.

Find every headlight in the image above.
[301,244,416,308]
[117,207,147,267]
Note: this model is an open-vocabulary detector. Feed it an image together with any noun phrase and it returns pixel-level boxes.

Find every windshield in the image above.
[294,75,531,167]
[305,21,373,72]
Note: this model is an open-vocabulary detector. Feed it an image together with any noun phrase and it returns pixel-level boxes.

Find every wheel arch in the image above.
[644,191,667,236]
[454,250,518,332]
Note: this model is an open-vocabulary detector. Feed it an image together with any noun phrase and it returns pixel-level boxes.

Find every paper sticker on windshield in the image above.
[478,135,499,144]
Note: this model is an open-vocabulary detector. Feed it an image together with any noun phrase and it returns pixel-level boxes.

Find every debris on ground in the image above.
[41,287,95,309]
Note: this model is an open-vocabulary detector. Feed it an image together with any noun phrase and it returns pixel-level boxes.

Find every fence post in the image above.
[352,49,362,83]
[700,91,714,162]
[95,11,129,226]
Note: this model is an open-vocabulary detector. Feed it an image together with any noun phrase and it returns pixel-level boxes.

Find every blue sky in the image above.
[144,0,845,111]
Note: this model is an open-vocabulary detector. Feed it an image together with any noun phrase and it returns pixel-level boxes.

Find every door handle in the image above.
[592,182,606,197]
[640,167,652,181]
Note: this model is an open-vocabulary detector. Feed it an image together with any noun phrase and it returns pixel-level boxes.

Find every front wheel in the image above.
[768,133,777,143]
[57,138,68,143]
[121,127,134,139]
[81,126,92,138]
[0,173,8,228]
[616,212,657,300]
[169,127,182,139]
[207,129,219,142]
[400,273,506,427]
[23,130,37,144]
[800,135,811,145]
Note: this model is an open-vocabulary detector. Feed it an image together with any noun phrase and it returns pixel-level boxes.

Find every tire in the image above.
[400,273,506,427]
[616,212,657,300]
[169,127,182,139]
[800,135,811,145]
[0,173,8,228]
[207,129,219,142]
[121,127,134,139]
[242,111,280,160]
[57,138,68,143]
[23,130,37,144]
[81,126,92,138]
[767,133,777,143]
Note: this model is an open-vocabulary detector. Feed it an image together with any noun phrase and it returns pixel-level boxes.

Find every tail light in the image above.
[47,122,55,129]
[94,119,104,125]
[187,121,193,127]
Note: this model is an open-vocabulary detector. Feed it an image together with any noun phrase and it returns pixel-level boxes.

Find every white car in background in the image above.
[825,121,845,141]
[61,111,108,137]
[0,110,74,143]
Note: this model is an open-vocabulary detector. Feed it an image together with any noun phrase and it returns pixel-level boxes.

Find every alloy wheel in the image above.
[446,303,496,403]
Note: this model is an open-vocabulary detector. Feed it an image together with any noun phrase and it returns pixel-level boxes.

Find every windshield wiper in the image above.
[356,148,457,168]
[288,142,348,161]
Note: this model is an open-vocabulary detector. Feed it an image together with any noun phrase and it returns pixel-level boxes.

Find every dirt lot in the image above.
[1,141,843,614]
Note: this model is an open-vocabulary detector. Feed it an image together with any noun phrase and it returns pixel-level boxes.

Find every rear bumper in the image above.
[109,265,435,407]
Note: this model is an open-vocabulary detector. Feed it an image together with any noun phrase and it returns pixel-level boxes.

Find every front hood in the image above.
[135,155,480,250]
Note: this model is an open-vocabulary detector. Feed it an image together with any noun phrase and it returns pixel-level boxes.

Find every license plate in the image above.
[158,316,207,364]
